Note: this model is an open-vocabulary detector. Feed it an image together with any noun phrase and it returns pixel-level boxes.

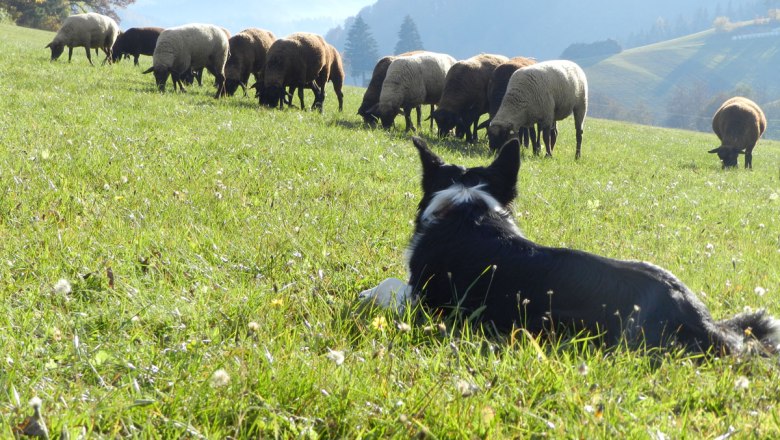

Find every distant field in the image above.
[585,26,780,138]
[2,23,780,438]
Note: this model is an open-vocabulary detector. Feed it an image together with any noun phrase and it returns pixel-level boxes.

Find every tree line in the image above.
[0,0,133,30]
[343,14,424,85]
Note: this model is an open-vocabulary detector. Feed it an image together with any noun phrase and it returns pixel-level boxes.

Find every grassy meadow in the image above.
[2,23,780,438]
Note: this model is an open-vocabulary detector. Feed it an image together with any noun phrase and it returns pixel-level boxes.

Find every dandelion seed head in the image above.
[247,321,260,333]
[53,278,72,295]
[29,396,42,410]
[210,369,230,387]
[755,286,767,296]
[326,349,345,366]
[734,376,749,390]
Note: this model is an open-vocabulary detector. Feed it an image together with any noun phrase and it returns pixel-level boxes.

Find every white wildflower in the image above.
[53,278,72,295]
[326,349,345,366]
[210,369,230,387]
[456,379,479,397]
[755,286,767,297]
[734,376,749,391]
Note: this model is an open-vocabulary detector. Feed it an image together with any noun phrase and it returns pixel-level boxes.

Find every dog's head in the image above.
[411,136,520,227]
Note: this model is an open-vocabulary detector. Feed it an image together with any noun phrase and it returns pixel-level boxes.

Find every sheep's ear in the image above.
[476,119,491,130]
[142,67,154,74]
[738,150,746,155]
[45,43,51,48]
[707,147,722,154]
[366,103,378,116]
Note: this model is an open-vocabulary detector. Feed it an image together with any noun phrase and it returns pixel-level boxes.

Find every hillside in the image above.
[3,23,780,439]
[585,22,780,139]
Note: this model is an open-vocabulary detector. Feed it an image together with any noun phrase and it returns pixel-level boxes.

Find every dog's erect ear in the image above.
[488,138,521,190]
[412,136,445,175]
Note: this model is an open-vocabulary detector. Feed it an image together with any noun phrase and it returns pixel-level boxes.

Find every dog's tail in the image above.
[713,309,780,355]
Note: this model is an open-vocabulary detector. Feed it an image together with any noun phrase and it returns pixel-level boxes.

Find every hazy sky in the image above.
[118,0,374,37]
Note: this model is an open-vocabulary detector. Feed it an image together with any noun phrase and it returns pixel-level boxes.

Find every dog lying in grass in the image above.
[363,136,780,355]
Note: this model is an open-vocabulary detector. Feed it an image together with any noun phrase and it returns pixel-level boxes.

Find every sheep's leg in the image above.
[415,106,422,128]
[68,47,74,63]
[297,87,306,109]
[519,127,529,147]
[530,125,541,156]
[575,128,583,160]
[404,107,415,132]
[550,122,558,151]
[745,147,753,169]
[133,55,140,66]
[428,105,435,131]
[542,126,553,157]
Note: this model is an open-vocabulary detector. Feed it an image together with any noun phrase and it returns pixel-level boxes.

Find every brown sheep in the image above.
[357,51,423,127]
[223,28,276,97]
[709,96,767,169]
[259,32,329,110]
[431,54,508,143]
[111,27,163,65]
[283,43,344,112]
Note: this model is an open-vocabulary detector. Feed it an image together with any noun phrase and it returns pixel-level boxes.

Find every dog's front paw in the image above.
[358,277,414,314]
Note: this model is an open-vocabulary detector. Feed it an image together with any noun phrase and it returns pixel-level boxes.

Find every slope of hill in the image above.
[585,22,780,139]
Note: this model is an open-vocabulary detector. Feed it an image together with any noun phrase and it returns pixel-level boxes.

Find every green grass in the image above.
[2,23,780,438]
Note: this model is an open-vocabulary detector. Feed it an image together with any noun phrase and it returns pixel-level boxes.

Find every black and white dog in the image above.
[397,136,780,353]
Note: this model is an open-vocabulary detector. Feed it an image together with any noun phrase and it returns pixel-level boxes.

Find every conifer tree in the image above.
[394,15,424,55]
[344,15,380,85]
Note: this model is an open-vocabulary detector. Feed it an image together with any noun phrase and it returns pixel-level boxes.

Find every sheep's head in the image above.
[357,105,379,128]
[431,108,461,138]
[708,145,743,168]
[487,123,515,151]
[45,41,65,61]
[143,66,170,92]
[260,85,284,108]
[368,103,399,129]
[224,79,243,96]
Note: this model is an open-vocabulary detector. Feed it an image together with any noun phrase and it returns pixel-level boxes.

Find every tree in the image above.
[343,16,379,85]
[394,15,423,55]
[3,0,134,31]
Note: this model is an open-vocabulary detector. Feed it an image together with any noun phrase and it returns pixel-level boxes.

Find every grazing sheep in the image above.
[323,43,345,111]
[259,32,329,110]
[709,96,767,169]
[111,27,164,65]
[224,28,276,97]
[357,51,423,127]
[142,23,230,98]
[431,54,508,143]
[482,57,541,149]
[488,60,588,158]
[367,51,457,131]
[46,12,120,65]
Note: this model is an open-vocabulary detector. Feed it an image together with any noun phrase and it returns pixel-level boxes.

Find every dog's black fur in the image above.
[407,136,780,354]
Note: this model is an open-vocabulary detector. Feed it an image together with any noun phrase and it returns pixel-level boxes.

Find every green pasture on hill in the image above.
[2,23,780,438]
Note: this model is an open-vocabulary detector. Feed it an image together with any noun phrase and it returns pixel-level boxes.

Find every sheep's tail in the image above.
[713,309,780,355]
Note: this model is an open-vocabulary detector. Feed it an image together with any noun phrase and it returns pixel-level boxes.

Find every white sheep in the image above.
[45,12,119,65]
[488,59,588,158]
[367,51,457,131]
[142,24,230,98]
[709,96,767,169]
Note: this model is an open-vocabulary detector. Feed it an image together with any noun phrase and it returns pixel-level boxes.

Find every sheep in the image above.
[286,43,345,111]
[431,53,508,143]
[323,43,345,111]
[111,27,164,65]
[367,51,457,131]
[223,28,276,97]
[259,32,329,110]
[357,51,423,127]
[483,57,541,149]
[46,12,120,66]
[487,59,588,158]
[142,23,230,99]
[709,96,767,169]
